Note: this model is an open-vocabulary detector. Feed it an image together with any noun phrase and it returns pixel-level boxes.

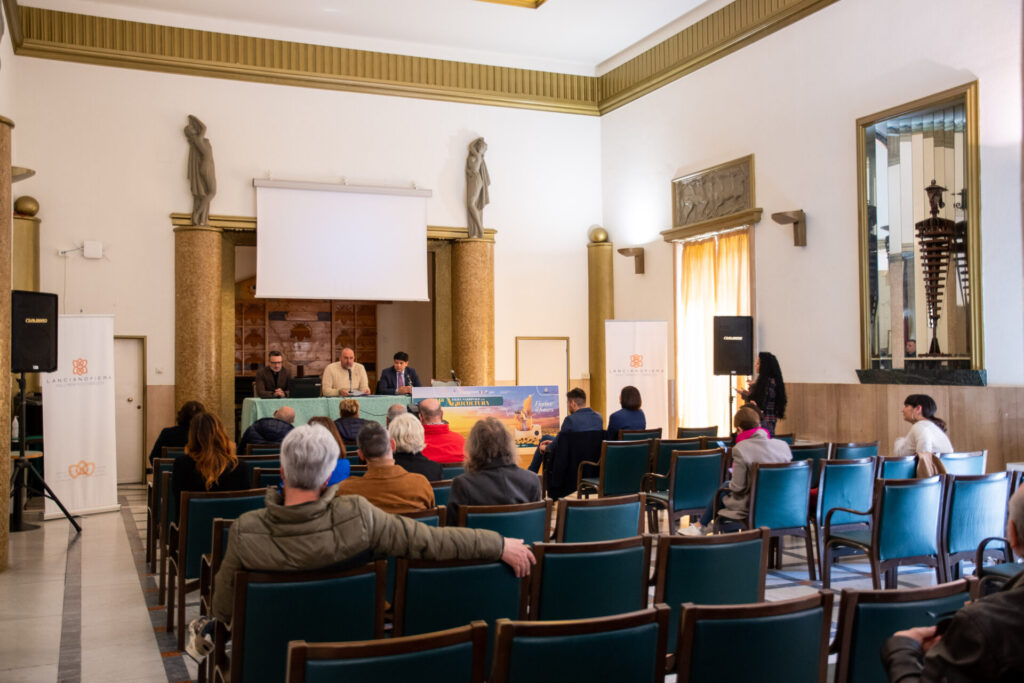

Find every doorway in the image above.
[114,336,146,484]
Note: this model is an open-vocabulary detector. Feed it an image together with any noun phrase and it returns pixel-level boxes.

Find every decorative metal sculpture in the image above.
[914,181,956,355]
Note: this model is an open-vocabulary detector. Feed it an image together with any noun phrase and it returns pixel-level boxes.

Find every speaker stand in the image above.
[9,372,81,533]
[728,371,736,426]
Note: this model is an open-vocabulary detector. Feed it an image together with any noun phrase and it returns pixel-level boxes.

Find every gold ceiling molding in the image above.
[475,0,547,8]
[9,0,837,116]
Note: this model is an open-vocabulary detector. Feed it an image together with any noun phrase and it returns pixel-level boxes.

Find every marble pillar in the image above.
[13,208,41,395]
[174,225,223,416]
[587,235,614,418]
[0,117,15,571]
[452,238,495,386]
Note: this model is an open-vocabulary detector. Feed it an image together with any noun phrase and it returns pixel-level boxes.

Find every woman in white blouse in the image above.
[893,394,953,456]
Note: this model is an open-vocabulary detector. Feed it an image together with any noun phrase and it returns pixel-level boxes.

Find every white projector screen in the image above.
[254,180,430,301]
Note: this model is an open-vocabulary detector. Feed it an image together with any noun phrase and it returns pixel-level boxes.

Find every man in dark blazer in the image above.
[376,351,421,395]
[254,350,293,398]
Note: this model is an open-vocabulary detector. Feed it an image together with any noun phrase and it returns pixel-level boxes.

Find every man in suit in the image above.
[376,351,421,395]
[529,387,603,473]
[254,350,293,398]
[321,347,370,396]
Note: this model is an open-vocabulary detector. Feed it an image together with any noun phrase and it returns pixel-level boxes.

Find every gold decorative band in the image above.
[660,208,763,243]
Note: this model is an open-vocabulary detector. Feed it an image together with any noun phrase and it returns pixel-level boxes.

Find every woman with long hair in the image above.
[739,352,787,436]
[148,399,205,463]
[171,411,249,496]
[894,394,953,457]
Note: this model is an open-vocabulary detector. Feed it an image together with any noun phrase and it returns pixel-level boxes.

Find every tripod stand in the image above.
[9,371,80,533]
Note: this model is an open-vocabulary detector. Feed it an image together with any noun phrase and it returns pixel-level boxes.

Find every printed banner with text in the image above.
[412,385,560,449]
[605,320,669,435]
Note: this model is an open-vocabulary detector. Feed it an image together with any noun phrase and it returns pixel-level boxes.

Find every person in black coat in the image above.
[149,400,205,464]
[237,406,295,453]
[172,411,250,497]
[334,399,369,442]
[376,351,422,395]
[387,412,444,481]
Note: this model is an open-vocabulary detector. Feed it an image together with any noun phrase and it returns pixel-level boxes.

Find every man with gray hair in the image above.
[386,403,408,426]
[883,484,1024,681]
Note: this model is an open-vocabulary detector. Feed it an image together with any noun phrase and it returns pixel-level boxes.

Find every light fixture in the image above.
[617,247,645,274]
[771,210,806,246]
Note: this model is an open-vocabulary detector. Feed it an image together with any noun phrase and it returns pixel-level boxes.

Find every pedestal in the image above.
[174,225,223,415]
[452,238,495,386]
[587,241,614,416]
[0,116,15,570]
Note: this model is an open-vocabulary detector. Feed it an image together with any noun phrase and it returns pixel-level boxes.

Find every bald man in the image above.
[322,347,370,397]
[419,398,466,464]
[238,406,295,453]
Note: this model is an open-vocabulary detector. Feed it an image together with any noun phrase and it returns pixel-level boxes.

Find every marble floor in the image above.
[0,486,945,682]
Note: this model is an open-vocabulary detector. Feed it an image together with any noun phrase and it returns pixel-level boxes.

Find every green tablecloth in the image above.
[240,396,412,432]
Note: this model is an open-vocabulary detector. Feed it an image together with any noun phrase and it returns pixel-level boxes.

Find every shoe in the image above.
[185,616,214,662]
[680,524,703,536]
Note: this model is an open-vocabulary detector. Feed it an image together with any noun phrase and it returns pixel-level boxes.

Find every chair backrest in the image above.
[233,562,385,683]
[554,494,644,542]
[403,506,445,527]
[491,606,669,683]
[938,451,987,475]
[457,500,552,546]
[530,536,652,621]
[833,579,973,683]
[790,443,829,482]
[343,442,360,454]
[830,442,879,460]
[179,489,266,580]
[431,479,453,507]
[238,455,281,471]
[620,428,663,441]
[151,457,175,526]
[873,476,943,562]
[252,467,281,489]
[815,458,876,526]
[677,591,833,683]
[245,444,281,455]
[677,426,718,439]
[442,465,466,480]
[668,448,726,513]
[286,622,487,683]
[160,471,179,536]
[598,440,654,496]
[877,455,916,479]
[1012,469,1024,496]
[349,465,368,478]
[161,446,185,459]
[651,438,704,484]
[547,430,605,499]
[653,528,769,651]
[748,461,812,530]
[773,433,795,444]
[942,472,1010,555]
[209,518,234,578]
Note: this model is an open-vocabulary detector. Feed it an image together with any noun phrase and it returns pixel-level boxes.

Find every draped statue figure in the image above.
[184,114,216,226]
[465,137,490,239]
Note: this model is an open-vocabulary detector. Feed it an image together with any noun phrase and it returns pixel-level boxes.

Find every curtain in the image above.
[675,229,751,436]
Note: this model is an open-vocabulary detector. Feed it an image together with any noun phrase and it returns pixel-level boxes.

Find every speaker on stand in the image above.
[713,316,754,426]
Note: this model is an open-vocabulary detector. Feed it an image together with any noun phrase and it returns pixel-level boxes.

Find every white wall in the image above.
[602,0,1023,384]
[12,57,602,386]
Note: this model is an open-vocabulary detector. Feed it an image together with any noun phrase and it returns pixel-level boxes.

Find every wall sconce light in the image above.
[771,210,806,247]
[617,247,645,274]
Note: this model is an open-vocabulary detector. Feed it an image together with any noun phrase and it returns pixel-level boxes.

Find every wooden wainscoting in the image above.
[779,383,1024,472]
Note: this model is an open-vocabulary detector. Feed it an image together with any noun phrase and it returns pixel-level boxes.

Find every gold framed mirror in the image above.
[857,81,982,373]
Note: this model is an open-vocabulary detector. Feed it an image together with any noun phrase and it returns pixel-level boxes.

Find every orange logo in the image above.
[629,354,644,368]
[68,460,96,478]
[72,358,89,375]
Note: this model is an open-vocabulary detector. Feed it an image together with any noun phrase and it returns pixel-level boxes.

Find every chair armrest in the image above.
[975,536,1012,569]
[823,506,871,535]
[641,472,667,493]
[575,460,600,487]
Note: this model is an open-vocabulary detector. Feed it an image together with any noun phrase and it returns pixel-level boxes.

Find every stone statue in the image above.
[465,137,490,239]
[184,114,216,226]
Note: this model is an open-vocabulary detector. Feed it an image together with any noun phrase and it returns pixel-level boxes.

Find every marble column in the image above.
[13,199,41,395]
[587,229,614,418]
[174,225,223,416]
[0,117,15,571]
[452,237,495,386]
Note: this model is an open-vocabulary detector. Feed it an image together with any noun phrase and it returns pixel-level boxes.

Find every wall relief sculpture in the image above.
[672,156,752,228]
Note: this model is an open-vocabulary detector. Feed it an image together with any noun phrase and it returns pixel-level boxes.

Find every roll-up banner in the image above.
[41,315,119,519]
[605,320,669,435]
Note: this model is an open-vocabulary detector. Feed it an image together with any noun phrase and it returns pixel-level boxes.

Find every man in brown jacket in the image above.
[334,421,435,514]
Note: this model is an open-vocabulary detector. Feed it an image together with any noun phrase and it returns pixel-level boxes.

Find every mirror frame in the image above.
[856,81,982,371]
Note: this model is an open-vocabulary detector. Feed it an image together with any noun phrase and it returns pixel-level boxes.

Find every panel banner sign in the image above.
[605,320,669,435]
[41,315,119,518]
[412,385,560,449]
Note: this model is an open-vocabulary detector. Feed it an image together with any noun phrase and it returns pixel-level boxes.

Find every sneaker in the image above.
[680,524,704,536]
[185,616,214,662]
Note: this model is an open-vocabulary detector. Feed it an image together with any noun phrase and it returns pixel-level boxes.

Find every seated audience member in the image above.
[419,398,467,464]
[447,417,542,525]
[529,387,603,473]
[388,413,444,481]
[893,393,953,457]
[237,406,295,453]
[334,398,369,442]
[682,405,791,535]
[386,403,409,426]
[376,351,421,395]
[190,424,535,660]
[254,350,292,398]
[882,485,1024,681]
[149,400,205,464]
[606,385,646,440]
[306,416,351,487]
[321,347,370,397]
[172,411,250,498]
[335,421,434,514]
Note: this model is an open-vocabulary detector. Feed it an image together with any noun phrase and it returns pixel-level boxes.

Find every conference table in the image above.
[240,395,412,432]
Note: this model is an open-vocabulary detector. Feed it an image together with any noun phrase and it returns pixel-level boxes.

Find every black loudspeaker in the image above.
[713,316,753,376]
[12,290,58,373]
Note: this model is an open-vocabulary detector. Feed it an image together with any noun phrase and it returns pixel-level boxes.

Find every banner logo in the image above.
[68,460,96,478]
[72,358,89,375]
[629,354,644,368]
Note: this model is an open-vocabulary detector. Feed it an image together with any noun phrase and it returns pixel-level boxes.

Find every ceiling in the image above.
[23,0,721,75]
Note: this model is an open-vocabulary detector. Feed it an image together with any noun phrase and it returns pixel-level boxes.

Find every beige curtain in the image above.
[675,229,751,436]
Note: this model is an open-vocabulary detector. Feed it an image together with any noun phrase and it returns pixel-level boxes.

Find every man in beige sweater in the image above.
[321,347,370,396]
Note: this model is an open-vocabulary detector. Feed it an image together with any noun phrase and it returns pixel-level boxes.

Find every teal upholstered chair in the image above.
[198,518,234,683]
[714,460,817,579]
[677,426,718,439]
[167,488,266,648]
[457,500,552,545]
[530,536,652,621]
[975,536,1021,590]
[245,445,281,455]
[285,622,487,683]
[343,442,360,454]
[812,458,876,577]
[773,433,795,444]
[349,465,368,478]
[822,476,944,589]
[620,428,663,441]
[345,454,361,466]
[147,457,176,573]
[832,579,974,683]
[877,455,916,479]
[491,606,670,683]
[251,467,281,488]
[577,439,653,498]
[790,442,829,483]
[938,451,987,475]
[643,448,725,534]
[157,471,180,605]
[384,508,445,605]
[238,455,281,471]
[431,479,453,506]
[649,437,704,492]
[442,465,466,480]
[940,472,1010,581]
[214,562,385,683]
[653,528,769,667]
[677,592,833,683]
[554,494,644,542]
[830,441,879,460]
[161,446,186,459]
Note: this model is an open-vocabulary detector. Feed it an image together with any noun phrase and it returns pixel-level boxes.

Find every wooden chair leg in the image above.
[821,542,833,589]
[884,566,898,589]
[177,589,187,651]
[158,540,169,605]
[803,531,817,581]
[166,565,176,632]
[869,559,882,590]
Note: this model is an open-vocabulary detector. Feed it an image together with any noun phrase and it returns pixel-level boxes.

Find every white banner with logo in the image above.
[41,315,119,518]
[605,320,669,434]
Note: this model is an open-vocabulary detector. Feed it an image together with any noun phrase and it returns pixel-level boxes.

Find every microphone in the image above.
[348,368,352,390]
[451,369,460,386]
